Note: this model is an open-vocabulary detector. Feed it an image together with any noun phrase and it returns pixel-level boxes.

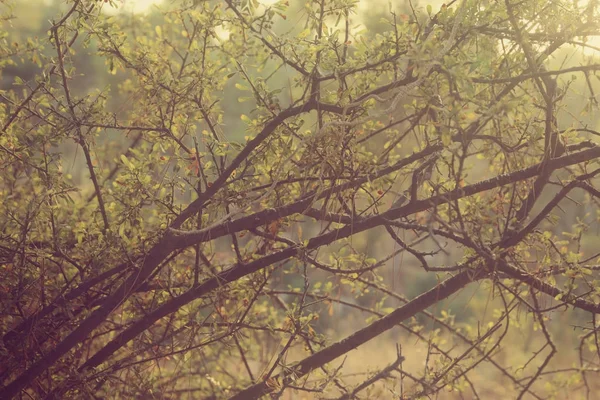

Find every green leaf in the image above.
[120,154,133,170]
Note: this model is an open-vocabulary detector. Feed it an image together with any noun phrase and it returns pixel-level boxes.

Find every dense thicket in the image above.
[1,0,600,398]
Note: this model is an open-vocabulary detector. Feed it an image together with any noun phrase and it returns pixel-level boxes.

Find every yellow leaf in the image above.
[298,28,311,39]
[441,131,451,146]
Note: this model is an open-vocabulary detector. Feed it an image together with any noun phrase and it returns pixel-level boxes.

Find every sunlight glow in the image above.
[107,0,164,14]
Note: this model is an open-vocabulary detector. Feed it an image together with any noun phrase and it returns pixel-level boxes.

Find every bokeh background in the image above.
[3,0,600,397]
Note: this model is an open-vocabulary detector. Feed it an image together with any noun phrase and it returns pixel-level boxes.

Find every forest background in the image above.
[2,0,600,398]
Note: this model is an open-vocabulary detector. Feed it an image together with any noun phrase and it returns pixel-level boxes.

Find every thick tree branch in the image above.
[228,270,482,400]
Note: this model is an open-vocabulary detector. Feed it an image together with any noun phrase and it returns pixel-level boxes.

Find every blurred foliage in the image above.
[1,0,600,399]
